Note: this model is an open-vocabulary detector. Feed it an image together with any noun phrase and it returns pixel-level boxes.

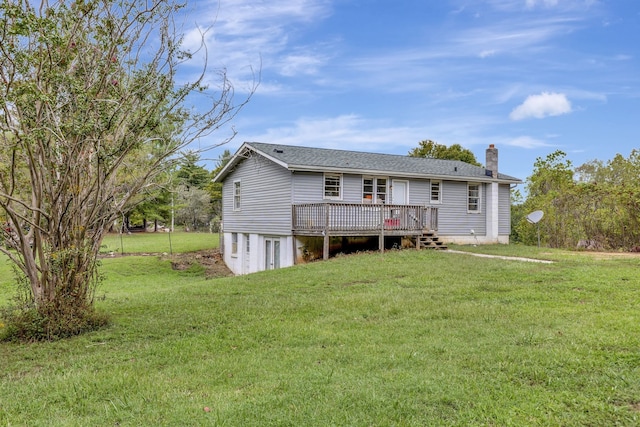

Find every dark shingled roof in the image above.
[215,142,522,183]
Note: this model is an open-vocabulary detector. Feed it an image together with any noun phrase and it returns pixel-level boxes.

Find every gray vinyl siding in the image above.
[292,172,322,203]
[499,184,511,235]
[291,173,386,204]
[342,175,363,202]
[224,157,505,238]
[291,173,440,206]
[344,175,431,204]
[408,178,430,205]
[223,155,292,235]
[437,181,486,236]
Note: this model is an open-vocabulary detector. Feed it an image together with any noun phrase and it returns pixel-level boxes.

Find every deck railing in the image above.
[292,203,438,235]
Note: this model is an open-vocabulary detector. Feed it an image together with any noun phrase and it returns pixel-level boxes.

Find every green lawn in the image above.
[1,240,639,426]
[101,230,219,255]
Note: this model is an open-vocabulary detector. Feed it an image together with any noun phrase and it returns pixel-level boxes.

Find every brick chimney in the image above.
[486,144,498,178]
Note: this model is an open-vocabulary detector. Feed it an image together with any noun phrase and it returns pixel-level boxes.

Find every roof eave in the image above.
[288,165,521,184]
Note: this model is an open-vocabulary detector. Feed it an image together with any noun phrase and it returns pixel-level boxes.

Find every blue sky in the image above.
[181,0,639,182]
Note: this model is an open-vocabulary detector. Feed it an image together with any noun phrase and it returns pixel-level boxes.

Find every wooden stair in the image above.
[416,230,447,250]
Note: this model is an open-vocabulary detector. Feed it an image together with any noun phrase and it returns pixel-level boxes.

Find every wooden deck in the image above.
[292,203,438,237]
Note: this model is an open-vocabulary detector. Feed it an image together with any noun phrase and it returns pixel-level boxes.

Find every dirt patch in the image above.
[164,249,233,279]
[102,249,233,278]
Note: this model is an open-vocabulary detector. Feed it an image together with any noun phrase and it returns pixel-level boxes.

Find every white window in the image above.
[324,174,342,199]
[363,177,387,203]
[430,180,441,204]
[468,183,481,213]
[231,232,238,255]
[233,181,241,210]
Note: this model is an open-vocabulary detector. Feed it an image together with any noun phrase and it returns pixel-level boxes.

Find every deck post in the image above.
[323,233,329,260]
[323,204,330,260]
[379,205,384,253]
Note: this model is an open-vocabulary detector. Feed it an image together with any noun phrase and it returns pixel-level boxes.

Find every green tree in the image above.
[175,185,211,231]
[124,152,211,232]
[125,185,173,231]
[408,140,481,166]
[509,188,527,243]
[205,149,231,226]
[515,150,576,248]
[177,152,211,190]
[172,152,212,231]
[516,149,640,250]
[0,0,254,339]
[573,151,640,248]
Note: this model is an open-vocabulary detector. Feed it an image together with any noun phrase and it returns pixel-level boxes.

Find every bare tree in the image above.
[0,0,254,336]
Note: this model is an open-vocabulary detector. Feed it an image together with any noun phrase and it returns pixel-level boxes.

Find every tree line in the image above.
[512,149,640,251]
[125,150,230,233]
[410,140,640,251]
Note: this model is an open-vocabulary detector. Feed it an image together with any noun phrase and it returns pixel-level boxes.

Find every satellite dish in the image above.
[526,210,544,224]
[526,210,544,247]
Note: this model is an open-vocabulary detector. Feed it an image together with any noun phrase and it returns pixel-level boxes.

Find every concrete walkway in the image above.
[445,249,554,264]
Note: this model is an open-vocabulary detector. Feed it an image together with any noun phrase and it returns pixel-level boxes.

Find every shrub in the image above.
[0,301,110,342]
[0,272,110,342]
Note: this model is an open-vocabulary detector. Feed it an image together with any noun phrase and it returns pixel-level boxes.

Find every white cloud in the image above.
[526,0,559,8]
[509,92,572,120]
[494,85,522,104]
[236,111,510,157]
[505,135,555,148]
[490,0,594,11]
[278,53,326,76]
[179,0,333,82]
[344,14,579,92]
[251,115,421,152]
[566,88,606,102]
[479,49,497,58]
[453,17,577,56]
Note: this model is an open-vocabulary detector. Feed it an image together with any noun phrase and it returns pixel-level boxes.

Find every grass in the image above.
[1,238,640,426]
[101,230,219,255]
[448,242,636,262]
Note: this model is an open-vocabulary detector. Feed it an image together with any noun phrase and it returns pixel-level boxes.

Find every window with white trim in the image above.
[468,183,481,212]
[430,180,441,203]
[231,232,238,255]
[233,181,241,210]
[324,174,342,199]
[363,177,387,203]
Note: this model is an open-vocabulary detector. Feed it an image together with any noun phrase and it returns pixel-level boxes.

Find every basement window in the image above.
[231,233,238,256]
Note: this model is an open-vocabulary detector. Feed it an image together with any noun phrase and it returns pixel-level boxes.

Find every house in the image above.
[213,142,521,275]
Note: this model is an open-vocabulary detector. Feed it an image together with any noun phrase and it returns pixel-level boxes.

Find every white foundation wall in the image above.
[221,232,295,275]
[441,235,510,245]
